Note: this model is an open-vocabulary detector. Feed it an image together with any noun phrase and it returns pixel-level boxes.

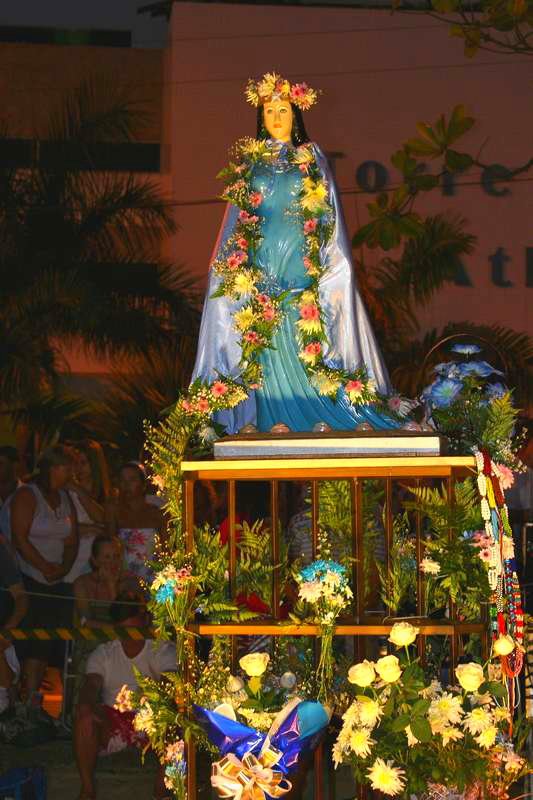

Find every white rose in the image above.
[348,660,376,688]
[492,634,515,657]
[239,652,270,677]
[388,622,419,648]
[280,672,297,690]
[455,662,484,693]
[227,675,245,693]
[375,655,402,684]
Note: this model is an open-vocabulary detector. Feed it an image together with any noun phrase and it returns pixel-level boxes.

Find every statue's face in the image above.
[263,99,293,142]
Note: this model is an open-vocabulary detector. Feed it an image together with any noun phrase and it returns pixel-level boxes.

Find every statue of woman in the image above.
[189,73,398,434]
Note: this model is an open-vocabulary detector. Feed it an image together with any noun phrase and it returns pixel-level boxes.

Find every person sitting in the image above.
[73,537,124,627]
[0,534,28,712]
[64,440,110,585]
[73,593,176,800]
[105,462,166,585]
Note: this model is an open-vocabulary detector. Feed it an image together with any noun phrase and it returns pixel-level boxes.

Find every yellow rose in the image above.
[455,662,484,693]
[388,622,419,648]
[239,652,270,677]
[375,655,402,684]
[492,634,515,657]
[348,660,376,688]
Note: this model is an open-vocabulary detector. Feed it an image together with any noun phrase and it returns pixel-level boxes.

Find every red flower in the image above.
[262,307,276,321]
[250,192,263,208]
[195,397,210,413]
[256,293,270,306]
[226,250,247,270]
[244,331,261,344]
[304,342,322,356]
[181,399,192,412]
[211,381,228,397]
[236,591,270,615]
[346,380,364,393]
[238,210,259,225]
[236,237,248,250]
[303,218,318,235]
[300,304,319,321]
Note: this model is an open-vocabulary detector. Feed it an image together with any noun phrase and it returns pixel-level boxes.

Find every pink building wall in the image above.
[164,3,532,338]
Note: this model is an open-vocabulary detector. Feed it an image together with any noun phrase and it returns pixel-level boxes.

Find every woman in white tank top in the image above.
[10,445,79,704]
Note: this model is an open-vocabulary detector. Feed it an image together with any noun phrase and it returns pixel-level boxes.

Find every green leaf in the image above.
[391,713,411,731]
[412,174,440,191]
[485,680,508,698]
[410,716,433,742]
[411,698,431,717]
[445,150,474,172]
[352,221,376,248]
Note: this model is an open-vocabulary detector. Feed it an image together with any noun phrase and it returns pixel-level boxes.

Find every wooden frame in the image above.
[182,455,487,800]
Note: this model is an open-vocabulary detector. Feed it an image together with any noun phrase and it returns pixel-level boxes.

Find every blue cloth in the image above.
[191,139,397,433]
[194,700,328,775]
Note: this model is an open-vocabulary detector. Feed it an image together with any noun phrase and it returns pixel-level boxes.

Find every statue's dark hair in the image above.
[256,104,310,146]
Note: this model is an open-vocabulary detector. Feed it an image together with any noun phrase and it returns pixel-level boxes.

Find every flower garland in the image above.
[473,448,524,678]
[212,136,379,404]
[244,72,318,111]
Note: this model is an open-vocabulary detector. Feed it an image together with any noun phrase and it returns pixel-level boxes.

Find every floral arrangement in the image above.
[422,343,521,468]
[244,71,318,111]
[473,448,524,676]
[293,555,353,701]
[333,622,529,799]
[149,563,199,668]
[114,679,190,800]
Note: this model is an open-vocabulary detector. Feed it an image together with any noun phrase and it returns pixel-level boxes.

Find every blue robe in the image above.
[191,139,396,433]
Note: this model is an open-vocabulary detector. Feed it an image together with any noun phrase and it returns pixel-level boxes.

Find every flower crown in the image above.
[245,72,319,112]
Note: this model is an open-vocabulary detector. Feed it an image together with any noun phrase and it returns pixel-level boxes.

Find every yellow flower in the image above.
[367,758,406,797]
[239,652,270,677]
[492,634,515,657]
[388,621,419,648]
[300,289,316,305]
[375,655,402,684]
[301,179,328,214]
[310,371,341,396]
[405,726,418,747]
[349,728,375,758]
[441,726,464,746]
[428,692,464,729]
[455,662,484,693]
[357,697,382,728]
[463,707,493,734]
[233,306,257,331]
[348,661,376,688]
[493,706,510,721]
[475,725,498,749]
[232,273,255,297]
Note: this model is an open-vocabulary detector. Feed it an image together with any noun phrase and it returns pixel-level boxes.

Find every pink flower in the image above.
[303,218,318,235]
[290,83,308,101]
[263,307,276,321]
[302,256,314,272]
[195,397,210,413]
[388,396,402,411]
[249,383,260,390]
[211,381,228,397]
[236,237,248,250]
[227,250,247,270]
[304,342,322,357]
[181,399,192,412]
[300,304,319,321]
[346,380,364,394]
[299,164,309,174]
[244,331,261,344]
[238,210,259,224]
[495,464,514,490]
[256,294,271,306]
[165,741,185,763]
[250,192,263,208]
[479,548,492,562]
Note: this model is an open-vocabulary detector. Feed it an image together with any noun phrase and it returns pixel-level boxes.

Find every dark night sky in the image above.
[0,0,169,47]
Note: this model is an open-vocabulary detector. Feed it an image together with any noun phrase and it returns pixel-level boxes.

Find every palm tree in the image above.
[0,76,199,412]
